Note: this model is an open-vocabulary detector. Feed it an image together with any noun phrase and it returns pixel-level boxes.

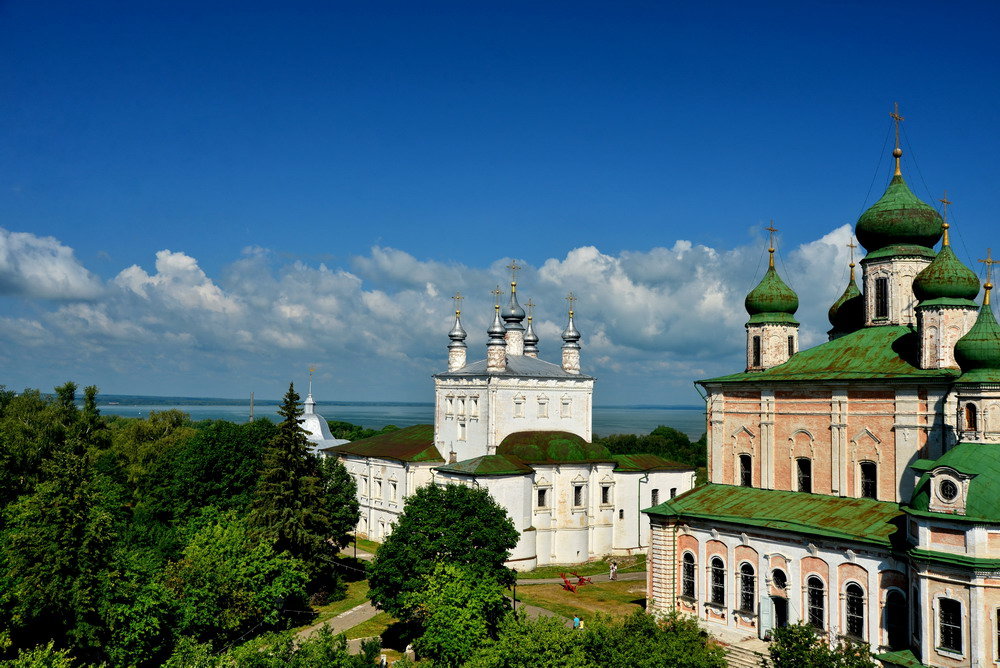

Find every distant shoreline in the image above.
[89,394,702,411]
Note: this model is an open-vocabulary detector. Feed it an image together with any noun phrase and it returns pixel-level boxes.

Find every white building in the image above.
[300,386,349,455]
[326,277,696,570]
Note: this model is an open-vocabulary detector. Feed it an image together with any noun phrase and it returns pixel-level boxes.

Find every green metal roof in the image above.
[745,265,799,321]
[612,453,693,472]
[907,441,1000,522]
[954,301,1000,382]
[435,454,535,476]
[856,173,942,253]
[874,649,926,668]
[644,484,903,547]
[497,431,615,464]
[701,325,958,384]
[913,244,980,302]
[827,274,863,336]
[325,424,443,463]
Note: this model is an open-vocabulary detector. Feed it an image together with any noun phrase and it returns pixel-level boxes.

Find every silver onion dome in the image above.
[523,316,539,355]
[561,310,581,349]
[448,310,467,349]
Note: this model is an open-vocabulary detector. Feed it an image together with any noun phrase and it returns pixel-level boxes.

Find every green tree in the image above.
[318,456,360,552]
[408,563,508,667]
[5,641,74,668]
[249,384,349,582]
[466,613,594,668]
[367,483,519,621]
[162,512,309,645]
[763,623,874,668]
[583,610,726,668]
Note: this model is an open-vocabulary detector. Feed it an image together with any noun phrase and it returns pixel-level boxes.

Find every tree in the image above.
[366,483,519,621]
[583,610,726,668]
[318,456,359,552]
[466,613,594,668]
[763,623,874,668]
[408,563,508,667]
[249,384,350,582]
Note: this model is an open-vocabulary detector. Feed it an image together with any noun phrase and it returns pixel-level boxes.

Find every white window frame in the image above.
[537,395,549,419]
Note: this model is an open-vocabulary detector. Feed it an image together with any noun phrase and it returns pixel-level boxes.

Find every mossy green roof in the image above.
[645,484,902,546]
[954,302,1000,382]
[827,275,864,335]
[745,266,799,322]
[326,424,443,463]
[612,454,693,472]
[856,173,942,253]
[913,244,980,302]
[497,431,615,464]
[907,441,1000,522]
[874,649,927,668]
[436,454,535,476]
[701,325,958,384]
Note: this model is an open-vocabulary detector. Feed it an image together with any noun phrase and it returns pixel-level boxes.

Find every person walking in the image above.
[573,615,580,630]
[610,560,618,581]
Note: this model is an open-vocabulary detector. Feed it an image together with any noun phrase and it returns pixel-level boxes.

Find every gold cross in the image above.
[565,292,576,312]
[491,285,503,306]
[890,102,905,150]
[979,249,996,285]
[506,261,521,283]
[452,291,464,314]
[847,240,857,264]
[939,191,952,221]
[765,222,778,251]
[525,298,535,317]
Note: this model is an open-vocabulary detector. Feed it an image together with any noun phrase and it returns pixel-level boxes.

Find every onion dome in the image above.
[855,147,942,255]
[828,263,864,335]
[912,224,980,303]
[523,315,539,354]
[487,304,506,346]
[562,309,581,349]
[448,309,467,349]
[501,281,526,330]
[745,249,799,325]
[954,281,1000,382]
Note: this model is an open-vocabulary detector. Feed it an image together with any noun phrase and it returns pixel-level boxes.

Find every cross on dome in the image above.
[452,291,464,315]
[506,261,521,285]
[890,102,905,175]
[491,285,503,306]
[765,221,778,268]
[980,249,996,305]
[565,291,577,314]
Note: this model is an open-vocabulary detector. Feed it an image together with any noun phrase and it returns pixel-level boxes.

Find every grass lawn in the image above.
[514,579,646,620]
[302,579,371,629]
[517,553,645,579]
[349,537,382,554]
[345,612,396,640]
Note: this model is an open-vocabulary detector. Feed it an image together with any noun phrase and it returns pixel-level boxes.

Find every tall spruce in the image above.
[249,383,334,581]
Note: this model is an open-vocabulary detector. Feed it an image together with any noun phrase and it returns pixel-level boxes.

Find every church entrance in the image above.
[771,597,788,630]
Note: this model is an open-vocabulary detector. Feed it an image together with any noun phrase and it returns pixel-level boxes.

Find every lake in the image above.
[98,402,707,439]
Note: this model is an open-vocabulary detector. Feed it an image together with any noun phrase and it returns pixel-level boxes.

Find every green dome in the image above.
[856,174,943,253]
[908,442,1000,522]
[953,299,1000,380]
[498,431,612,463]
[912,244,980,302]
[745,266,799,320]
[827,274,864,334]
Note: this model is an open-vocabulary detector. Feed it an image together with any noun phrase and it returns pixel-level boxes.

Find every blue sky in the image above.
[2,1,999,406]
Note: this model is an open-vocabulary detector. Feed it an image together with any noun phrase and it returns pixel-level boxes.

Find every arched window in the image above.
[807,576,825,629]
[787,335,795,357]
[860,462,877,499]
[797,458,812,493]
[886,590,907,650]
[739,563,755,612]
[771,569,787,591]
[874,277,889,319]
[682,553,696,598]
[845,583,865,638]
[752,336,762,367]
[939,598,962,653]
[965,403,978,432]
[739,454,752,487]
[710,557,725,605]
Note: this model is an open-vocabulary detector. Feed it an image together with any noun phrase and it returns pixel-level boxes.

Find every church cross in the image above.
[308,366,315,395]
[525,298,535,318]
[491,285,503,306]
[979,249,996,285]
[890,102,905,151]
[939,191,953,221]
[565,292,576,313]
[847,240,857,265]
[452,291,464,314]
[765,222,778,267]
[506,261,522,284]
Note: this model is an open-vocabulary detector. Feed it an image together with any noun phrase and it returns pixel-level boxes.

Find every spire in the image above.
[446,292,467,371]
[523,298,539,357]
[487,286,507,372]
[827,239,864,338]
[561,292,581,374]
[981,249,995,307]
[501,261,526,328]
[745,223,799,324]
[305,366,316,415]
[766,221,777,269]
[890,102,904,177]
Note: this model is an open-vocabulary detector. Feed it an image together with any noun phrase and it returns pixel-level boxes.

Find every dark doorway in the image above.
[886,590,907,650]
[772,597,788,629]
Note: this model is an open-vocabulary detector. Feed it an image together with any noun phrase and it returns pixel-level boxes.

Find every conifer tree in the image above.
[249,383,337,582]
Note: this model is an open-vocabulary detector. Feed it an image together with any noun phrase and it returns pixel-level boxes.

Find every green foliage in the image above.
[164,628,381,668]
[5,641,74,668]
[468,610,726,668]
[367,483,519,621]
[163,511,309,645]
[595,426,707,469]
[408,563,508,667]
[763,623,874,668]
[326,420,399,441]
[318,456,360,553]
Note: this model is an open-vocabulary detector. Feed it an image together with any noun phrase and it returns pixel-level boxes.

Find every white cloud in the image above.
[0,228,103,300]
[1,227,859,403]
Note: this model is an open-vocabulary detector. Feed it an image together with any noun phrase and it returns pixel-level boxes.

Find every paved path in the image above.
[296,600,381,650]
[516,570,645,586]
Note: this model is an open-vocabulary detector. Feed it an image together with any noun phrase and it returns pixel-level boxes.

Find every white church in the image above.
[320,274,696,570]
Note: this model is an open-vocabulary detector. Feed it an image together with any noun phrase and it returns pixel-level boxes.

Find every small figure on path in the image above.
[610,560,618,581]
[573,615,581,630]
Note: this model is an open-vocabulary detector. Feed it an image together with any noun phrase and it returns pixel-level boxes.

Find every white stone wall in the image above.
[613,469,697,554]
[862,256,932,326]
[745,323,797,371]
[918,306,977,369]
[337,455,438,540]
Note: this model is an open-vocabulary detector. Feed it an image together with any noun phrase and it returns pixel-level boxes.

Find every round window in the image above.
[939,479,959,502]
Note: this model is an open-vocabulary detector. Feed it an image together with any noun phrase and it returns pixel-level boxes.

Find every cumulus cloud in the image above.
[0,228,103,299]
[0,226,858,403]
